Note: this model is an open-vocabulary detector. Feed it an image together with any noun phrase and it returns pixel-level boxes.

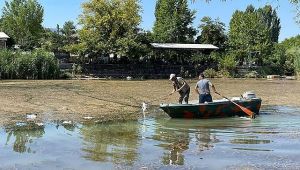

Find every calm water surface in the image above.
[1,106,300,169]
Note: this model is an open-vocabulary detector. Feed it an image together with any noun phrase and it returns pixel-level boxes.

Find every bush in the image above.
[217,69,231,78]
[292,48,300,75]
[256,66,272,77]
[0,49,60,79]
[203,68,217,78]
[60,71,73,79]
[219,54,237,73]
[245,71,258,78]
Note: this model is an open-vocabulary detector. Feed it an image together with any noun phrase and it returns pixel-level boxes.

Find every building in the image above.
[0,32,10,49]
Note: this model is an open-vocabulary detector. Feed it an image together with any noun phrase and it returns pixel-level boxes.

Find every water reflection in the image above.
[152,119,222,165]
[4,122,45,153]
[230,138,271,144]
[151,118,272,165]
[80,121,140,165]
[154,128,189,165]
[55,120,77,131]
[195,128,219,151]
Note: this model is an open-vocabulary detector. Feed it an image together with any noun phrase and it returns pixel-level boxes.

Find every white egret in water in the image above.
[142,102,148,118]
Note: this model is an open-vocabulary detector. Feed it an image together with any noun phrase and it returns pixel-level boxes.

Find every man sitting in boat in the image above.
[169,74,190,104]
[195,73,217,103]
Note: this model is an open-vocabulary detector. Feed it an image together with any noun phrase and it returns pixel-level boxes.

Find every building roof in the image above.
[150,43,219,50]
[0,32,10,39]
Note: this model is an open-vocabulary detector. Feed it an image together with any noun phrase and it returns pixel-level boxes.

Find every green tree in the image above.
[78,0,141,58]
[127,30,154,62]
[196,16,227,50]
[193,1,300,24]
[228,5,279,66]
[40,27,64,53]
[153,0,196,64]
[61,21,78,45]
[153,0,196,43]
[286,47,300,76]
[279,35,300,75]
[267,44,287,75]
[281,35,300,48]
[264,35,300,76]
[257,5,280,43]
[153,0,176,42]
[0,0,44,49]
[61,21,79,55]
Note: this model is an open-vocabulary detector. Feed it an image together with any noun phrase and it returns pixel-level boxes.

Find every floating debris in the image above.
[35,122,44,127]
[239,117,251,120]
[62,120,72,125]
[126,76,132,81]
[26,113,37,120]
[16,122,27,127]
[267,75,280,80]
[83,116,94,120]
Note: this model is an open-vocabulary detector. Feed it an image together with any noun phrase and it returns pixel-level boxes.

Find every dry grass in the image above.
[0,79,299,125]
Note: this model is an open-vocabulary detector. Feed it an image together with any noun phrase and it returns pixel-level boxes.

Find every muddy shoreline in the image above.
[0,79,299,126]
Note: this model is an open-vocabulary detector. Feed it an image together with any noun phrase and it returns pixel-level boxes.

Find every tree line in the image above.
[0,0,300,79]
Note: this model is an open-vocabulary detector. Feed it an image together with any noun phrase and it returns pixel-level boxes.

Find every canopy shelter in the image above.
[150,43,219,50]
[0,32,10,49]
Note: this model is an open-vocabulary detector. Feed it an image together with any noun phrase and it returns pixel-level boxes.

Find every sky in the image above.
[0,0,299,42]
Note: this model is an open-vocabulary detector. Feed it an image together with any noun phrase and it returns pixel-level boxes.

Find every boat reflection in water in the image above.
[150,117,271,166]
[149,118,220,165]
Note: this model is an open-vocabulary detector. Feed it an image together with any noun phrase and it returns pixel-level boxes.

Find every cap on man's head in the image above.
[169,74,176,80]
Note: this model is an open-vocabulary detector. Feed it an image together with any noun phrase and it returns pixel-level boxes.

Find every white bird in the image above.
[26,114,37,120]
[142,102,148,113]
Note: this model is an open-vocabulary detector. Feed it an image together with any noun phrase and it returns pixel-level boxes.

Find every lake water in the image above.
[1,106,300,169]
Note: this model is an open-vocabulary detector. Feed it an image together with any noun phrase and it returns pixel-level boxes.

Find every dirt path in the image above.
[0,79,299,126]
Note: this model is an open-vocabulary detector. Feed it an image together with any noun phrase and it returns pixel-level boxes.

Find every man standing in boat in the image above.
[169,74,190,104]
[195,73,217,103]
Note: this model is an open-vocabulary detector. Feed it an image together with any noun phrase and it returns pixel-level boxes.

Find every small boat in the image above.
[160,97,262,119]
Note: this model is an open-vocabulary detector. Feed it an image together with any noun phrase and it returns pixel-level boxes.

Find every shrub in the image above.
[217,69,231,78]
[203,68,217,78]
[245,71,258,78]
[60,71,73,79]
[292,49,300,75]
[219,54,237,73]
[256,66,272,77]
[0,49,59,79]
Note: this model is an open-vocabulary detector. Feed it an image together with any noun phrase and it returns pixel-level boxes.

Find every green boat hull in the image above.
[160,98,262,119]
